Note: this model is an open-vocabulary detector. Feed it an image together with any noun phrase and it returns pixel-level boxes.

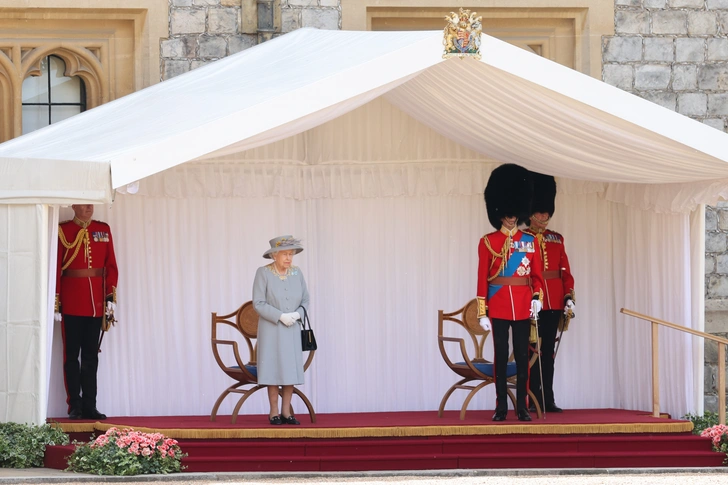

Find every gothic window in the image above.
[21,55,86,135]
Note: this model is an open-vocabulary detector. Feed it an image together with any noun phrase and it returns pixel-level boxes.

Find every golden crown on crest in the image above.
[442,8,482,60]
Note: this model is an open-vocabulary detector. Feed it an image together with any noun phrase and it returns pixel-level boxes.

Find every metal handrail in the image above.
[621,308,726,424]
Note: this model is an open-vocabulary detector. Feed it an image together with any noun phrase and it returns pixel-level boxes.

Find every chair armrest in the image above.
[212,338,248,371]
[438,336,487,377]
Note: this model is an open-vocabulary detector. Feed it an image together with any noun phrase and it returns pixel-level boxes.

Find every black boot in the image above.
[82,408,107,420]
[492,408,507,422]
[68,406,83,420]
[545,402,563,413]
[517,408,532,422]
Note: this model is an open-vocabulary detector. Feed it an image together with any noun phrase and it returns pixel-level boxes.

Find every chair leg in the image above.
[438,378,471,418]
[210,383,243,422]
[527,389,543,419]
[292,388,317,423]
[231,384,265,424]
[460,380,492,421]
[506,388,517,411]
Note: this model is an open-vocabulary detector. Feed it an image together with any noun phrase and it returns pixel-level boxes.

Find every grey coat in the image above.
[252,264,309,385]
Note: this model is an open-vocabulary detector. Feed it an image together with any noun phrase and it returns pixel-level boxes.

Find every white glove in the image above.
[54,312,62,323]
[106,301,116,315]
[279,313,295,326]
[564,299,576,316]
[479,317,491,332]
[530,299,542,319]
[290,311,301,322]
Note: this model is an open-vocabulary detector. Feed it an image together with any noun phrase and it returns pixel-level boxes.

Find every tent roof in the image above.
[1,28,728,208]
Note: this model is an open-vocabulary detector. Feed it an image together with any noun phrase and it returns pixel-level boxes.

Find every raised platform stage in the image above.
[46,409,723,471]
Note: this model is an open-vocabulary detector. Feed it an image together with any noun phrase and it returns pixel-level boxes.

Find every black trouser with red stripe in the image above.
[529,309,561,406]
[62,315,102,413]
[491,318,530,412]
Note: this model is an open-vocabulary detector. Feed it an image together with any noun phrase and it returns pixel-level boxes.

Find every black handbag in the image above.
[299,307,317,351]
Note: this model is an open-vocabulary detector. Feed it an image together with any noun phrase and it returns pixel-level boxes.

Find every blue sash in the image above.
[488,233,535,300]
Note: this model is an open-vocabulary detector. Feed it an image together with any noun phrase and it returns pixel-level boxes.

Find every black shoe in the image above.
[528,402,540,413]
[545,402,564,413]
[269,415,283,425]
[492,409,507,422]
[82,408,107,420]
[282,415,300,425]
[68,408,83,420]
[517,409,532,421]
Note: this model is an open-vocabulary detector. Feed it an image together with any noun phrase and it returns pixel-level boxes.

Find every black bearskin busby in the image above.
[484,164,533,230]
[529,172,557,218]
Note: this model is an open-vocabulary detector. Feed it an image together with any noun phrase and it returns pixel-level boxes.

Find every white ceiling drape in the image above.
[0,29,727,207]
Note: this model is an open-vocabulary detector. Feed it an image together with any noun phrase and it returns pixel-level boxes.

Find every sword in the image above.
[531,306,546,419]
[97,267,115,353]
[97,327,105,353]
[554,306,575,362]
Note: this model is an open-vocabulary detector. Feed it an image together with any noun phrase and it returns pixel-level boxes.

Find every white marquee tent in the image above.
[1,28,727,424]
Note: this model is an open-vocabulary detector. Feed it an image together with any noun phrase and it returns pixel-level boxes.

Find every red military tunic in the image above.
[56,218,118,317]
[523,228,575,310]
[477,227,544,321]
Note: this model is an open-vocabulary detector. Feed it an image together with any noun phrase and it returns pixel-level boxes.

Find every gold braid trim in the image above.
[58,225,89,271]
[476,297,487,318]
[482,234,510,282]
[48,416,692,438]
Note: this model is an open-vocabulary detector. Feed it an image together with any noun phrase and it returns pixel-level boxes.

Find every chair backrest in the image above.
[211,301,315,379]
[438,298,540,368]
[211,302,258,382]
[438,298,489,363]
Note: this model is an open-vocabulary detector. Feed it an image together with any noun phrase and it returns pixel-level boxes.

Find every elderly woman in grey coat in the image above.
[253,235,310,425]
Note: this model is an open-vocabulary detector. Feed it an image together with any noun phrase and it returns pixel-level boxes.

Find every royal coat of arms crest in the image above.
[443,8,483,60]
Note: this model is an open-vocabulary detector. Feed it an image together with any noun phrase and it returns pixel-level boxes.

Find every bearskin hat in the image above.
[529,172,557,218]
[484,164,533,230]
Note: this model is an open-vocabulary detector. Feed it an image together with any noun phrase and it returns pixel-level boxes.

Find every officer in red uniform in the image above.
[524,173,575,414]
[478,164,544,422]
[54,204,118,420]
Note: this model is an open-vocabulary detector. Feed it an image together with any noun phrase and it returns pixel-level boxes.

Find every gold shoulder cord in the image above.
[58,226,89,271]
[535,232,548,270]
[483,234,511,282]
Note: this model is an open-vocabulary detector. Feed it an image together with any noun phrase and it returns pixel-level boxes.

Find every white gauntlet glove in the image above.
[564,299,576,318]
[530,299,542,319]
[479,317,491,332]
[279,313,295,326]
[106,301,116,316]
[54,312,62,323]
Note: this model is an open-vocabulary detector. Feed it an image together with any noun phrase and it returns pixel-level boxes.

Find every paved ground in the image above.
[4,468,728,484]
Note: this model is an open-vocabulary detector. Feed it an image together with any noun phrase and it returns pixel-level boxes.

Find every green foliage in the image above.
[684,411,720,435]
[0,422,69,468]
[67,427,186,475]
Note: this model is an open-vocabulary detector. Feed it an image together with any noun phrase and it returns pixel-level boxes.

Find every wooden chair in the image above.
[210,301,316,423]
[437,298,543,420]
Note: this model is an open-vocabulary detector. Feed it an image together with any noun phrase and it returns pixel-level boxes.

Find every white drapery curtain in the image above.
[46,163,700,418]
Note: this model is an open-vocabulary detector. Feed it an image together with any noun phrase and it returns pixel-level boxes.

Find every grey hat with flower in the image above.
[263,235,304,259]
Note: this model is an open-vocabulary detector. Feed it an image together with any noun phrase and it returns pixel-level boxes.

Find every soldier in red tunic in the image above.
[524,173,575,414]
[54,204,118,420]
[478,164,544,422]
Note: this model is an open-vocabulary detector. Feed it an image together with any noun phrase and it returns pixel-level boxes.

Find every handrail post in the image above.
[651,321,660,418]
[621,308,728,422]
[720,343,726,425]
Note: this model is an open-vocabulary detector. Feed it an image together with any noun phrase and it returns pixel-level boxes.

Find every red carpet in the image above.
[45,409,722,471]
[50,408,692,439]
